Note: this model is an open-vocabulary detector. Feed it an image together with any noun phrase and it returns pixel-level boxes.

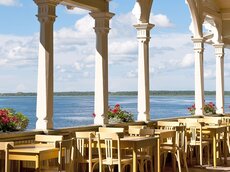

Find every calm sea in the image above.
[0,95,229,129]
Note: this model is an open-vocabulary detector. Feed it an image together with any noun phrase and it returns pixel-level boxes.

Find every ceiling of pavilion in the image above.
[61,0,230,45]
[61,0,108,11]
[202,0,230,45]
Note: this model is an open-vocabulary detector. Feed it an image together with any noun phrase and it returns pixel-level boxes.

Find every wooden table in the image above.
[7,143,59,172]
[120,136,159,172]
[203,125,228,168]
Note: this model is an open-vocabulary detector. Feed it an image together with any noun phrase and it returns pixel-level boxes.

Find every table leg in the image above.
[224,130,227,165]
[154,138,160,172]
[213,132,217,168]
[5,152,9,172]
[133,147,137,172]
[35,155,41,172]
[156,138,160,172]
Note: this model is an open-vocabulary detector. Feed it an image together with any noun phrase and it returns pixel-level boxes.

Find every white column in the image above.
[134,23,154,121]
[90,12,114,125]
[214,43,225,114]
[192,38,205,116]
[34,0,58,130]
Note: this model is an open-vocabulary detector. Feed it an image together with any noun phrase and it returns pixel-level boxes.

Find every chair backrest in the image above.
[97,132,123,172]
[221,117,230,125]
[128,128,154,137]
[139,128,155,137]
[35,135,63,146]
[185,122,203,144]
[178,118,199,125]
[56,138,76,172]
[157,121,180,130]
[75,131,95,162]
[128,125,148,136]
[157,121,186,149]
[98,127,124,133]
[0,142,14,172]
[128,125,147,130]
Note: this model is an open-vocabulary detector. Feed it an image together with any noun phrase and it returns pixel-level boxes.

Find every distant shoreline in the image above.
[1,91,230,96]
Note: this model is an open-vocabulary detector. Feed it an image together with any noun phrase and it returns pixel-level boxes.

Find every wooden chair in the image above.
[97,132,132,172]
[57,138,76,172]
[41,138,76,172]
[221,117,230,154]
[135,128,154,172]
[0,142,14,172]
[128,125,148,136]
[186,122,210,166]
[75,131,99,172]
[157,121,188,172]
[35,134,63,169]
[127,128,154,172]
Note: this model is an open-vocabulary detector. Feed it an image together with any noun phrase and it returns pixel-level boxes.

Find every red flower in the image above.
[92,113,96,118]
[115,104,120,107]
[112,109,118,114]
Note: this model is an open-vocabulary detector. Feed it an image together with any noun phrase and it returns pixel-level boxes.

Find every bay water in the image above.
[0,95,229,129]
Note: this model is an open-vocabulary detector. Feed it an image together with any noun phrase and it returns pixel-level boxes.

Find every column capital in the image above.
[34,0,59,23]
[213,43,225,58]
[134,23,154,41]
[90,12,114,34]
[192,37,204,53]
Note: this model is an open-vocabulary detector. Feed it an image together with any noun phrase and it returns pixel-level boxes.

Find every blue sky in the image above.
[0,0,229,92]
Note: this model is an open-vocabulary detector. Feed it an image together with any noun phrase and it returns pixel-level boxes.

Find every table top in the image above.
[9,143,57,154]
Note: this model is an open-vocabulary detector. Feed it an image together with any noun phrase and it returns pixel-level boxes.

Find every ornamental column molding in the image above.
[214,43,225,114]
[192,37,205,116]
[134,23,154,121]
[90,12,114,125]
[34,0,59,130]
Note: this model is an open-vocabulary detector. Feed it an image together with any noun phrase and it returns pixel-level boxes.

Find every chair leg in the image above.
[176,150,182,172]
[162,153,167,172]
[172,153,176,172]
[200,146,203,166]
[189,147,193,165]
[207,144,210,166]
[182,152,189,172]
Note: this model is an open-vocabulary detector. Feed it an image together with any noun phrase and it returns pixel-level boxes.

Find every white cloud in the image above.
[127,70,137,78]
[0,0,21,6]
[150,13,173,28]
[74,62,83,71]
[0,59,8,65]
[180,53,194,68]
[0,34,38,68]
[74,15,94,36]
[204,69,215,79]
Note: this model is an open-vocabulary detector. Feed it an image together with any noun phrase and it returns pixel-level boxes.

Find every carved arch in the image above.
[186,0,203,38]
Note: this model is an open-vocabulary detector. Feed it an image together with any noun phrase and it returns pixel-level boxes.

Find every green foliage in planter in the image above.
[108,104,134,123]
[187,102,216,115]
